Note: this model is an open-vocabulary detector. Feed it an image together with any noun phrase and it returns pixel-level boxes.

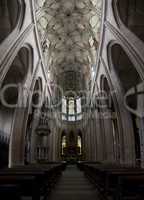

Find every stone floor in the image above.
[48,165,101,200]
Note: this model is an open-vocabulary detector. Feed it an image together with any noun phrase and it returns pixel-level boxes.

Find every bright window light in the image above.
[68,98,75,115]
[61,97,83,121]
[62,114,67,121]
[76,114,82,121]
[68,115,76,122]
[62,97,67,114]
[77,136,82,154]
[76,98,82,114]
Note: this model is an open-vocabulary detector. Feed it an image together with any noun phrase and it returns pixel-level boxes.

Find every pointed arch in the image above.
[110,43,143,166]
[0,46,33,167]
[0,0,25,43]
[115,0,144,42]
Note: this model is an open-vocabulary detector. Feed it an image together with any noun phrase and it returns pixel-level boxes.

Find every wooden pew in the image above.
[10,163,64,188]
[0,184,20,200]
[0,163,65,199]
[80,163,144,200]
[0,173,43,200]
[105,171,144,200]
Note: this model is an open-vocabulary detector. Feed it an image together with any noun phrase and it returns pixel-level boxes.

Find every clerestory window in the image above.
[62,97,82,121]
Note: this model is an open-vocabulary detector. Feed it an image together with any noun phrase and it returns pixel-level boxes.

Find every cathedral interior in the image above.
[0,0,144,199]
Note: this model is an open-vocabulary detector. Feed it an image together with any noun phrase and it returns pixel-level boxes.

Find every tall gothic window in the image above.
[76,98,82,114]
[61,135,67,155]
[68,98,75,115]
[61,97,82,121]
[77,135,82,155]
[62,97,67,121]
[76,98,82,121]
[62,97,67,114]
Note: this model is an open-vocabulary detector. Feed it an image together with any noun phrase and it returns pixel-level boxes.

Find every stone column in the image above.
[9,107,26,167]
[92,110,97,161]
[103,110,115,162]
[87,119,91,160]
[90,116,95,161]
[137,118,144,168]
[30,109,40,163]
[9,87,29,167]
[94,110,103,161]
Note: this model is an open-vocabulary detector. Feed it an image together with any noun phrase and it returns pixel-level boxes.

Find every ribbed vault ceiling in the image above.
[37,0,102,94]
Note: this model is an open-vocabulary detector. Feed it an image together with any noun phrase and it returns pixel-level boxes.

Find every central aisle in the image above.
[48,165,100,200]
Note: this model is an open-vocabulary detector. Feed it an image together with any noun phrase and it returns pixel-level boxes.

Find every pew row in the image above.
[77,162,144,200]
[0,162,66,200]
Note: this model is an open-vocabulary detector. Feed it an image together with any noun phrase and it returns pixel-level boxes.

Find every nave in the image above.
[0,161,144,200]
[0,0,144,199]
[48,165,99,200]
